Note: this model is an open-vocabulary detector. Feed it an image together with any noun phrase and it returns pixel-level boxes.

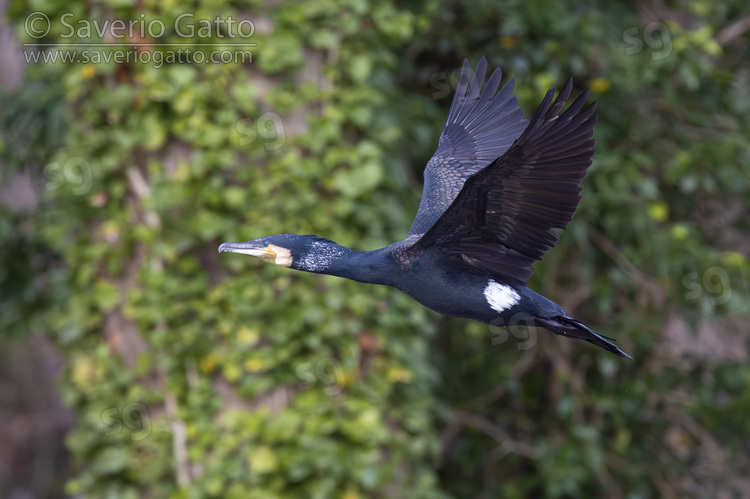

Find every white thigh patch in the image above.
[483,280,520,313]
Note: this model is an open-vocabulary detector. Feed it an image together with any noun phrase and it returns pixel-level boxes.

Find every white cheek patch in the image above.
[267,244,293,267]
[484,280,520,313]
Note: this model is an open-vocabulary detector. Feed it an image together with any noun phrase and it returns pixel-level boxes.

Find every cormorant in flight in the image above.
[220,58,630,358]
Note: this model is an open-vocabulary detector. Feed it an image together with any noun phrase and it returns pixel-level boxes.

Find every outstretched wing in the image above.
[407,58,528,236]
[413,80,597,288]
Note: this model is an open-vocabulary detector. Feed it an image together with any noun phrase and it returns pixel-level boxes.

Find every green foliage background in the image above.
[3,0,750,497]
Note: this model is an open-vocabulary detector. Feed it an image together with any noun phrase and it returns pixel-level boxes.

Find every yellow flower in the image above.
[243,357,265,373]
[237,326,260,346]
[248,446,278,474]
[341,488,360,499]
[499,36,517,49]
[386,366,413,383]
[589,77,611,94]
[81,64,96,79]
[200,355,217,374]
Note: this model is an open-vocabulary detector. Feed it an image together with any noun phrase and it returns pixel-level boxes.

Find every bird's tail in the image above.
[534,316,632,358]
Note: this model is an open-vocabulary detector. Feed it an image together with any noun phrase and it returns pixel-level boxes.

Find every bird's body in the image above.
[220,58,631,358]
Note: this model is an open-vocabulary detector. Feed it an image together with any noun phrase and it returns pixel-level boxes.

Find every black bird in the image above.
[220,58,630,358]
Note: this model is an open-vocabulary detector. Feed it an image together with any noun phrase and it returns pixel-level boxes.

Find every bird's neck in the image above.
[297,243,395,286]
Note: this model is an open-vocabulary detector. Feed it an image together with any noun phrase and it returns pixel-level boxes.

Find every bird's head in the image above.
[219,234,347,273]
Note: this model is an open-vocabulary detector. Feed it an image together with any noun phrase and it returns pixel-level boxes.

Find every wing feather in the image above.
[414,82,598,288]
[407,58,528,236]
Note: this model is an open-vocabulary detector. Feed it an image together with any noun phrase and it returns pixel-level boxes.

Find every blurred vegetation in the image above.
[2,0,750,497]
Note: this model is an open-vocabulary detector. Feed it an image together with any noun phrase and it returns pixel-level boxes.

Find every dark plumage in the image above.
[220,58,631,358]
